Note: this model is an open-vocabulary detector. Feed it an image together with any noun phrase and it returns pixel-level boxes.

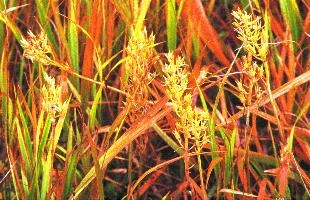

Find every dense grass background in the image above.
[0,0,309,199]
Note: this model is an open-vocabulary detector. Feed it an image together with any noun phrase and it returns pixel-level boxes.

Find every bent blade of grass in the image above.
[105,105,130,145]
[104,56,127,81]
[205,157,223,190]
[288,102,310,152]
[0,12,23,43]
[220,189,258,198]
[129,155,184,198]
[152,123,184,156]
[167,0,177,50]
[67,79,81,102]
[70,98,172,199]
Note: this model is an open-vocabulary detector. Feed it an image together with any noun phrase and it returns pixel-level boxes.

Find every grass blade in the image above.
[167,0,177,50]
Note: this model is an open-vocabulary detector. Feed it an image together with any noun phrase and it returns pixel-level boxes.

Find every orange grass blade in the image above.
[80,0,103,105]
[135,167,165,197]
[220,189,258,198]
[178,0,230,67]
[205,157,222,189]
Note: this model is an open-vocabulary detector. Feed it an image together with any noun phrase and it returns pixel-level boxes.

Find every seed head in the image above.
[21,30,53,65]
[41,73,68,122]
[232,8,268,61]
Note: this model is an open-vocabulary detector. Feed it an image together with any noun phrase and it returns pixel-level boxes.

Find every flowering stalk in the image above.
[162,52,209,197]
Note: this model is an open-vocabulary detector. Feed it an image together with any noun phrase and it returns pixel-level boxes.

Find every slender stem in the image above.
[197,151,207,199]
[245,69,254,192]
[51,60,130,96]
[184,134,190,181]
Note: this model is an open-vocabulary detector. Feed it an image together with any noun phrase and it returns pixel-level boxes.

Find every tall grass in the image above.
[0,0,309,199]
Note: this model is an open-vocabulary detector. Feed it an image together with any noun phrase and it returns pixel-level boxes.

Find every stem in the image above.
[52,60,129,96]
[184,133,190,181]
[197,151,207,199]
[263,61,284,142]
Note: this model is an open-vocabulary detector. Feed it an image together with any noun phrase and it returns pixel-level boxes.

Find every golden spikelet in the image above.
[41,73,68,122]
[232,9,268,106]
[124,28,157,122]
[163,52,209,150]
[20,30,53,65]
[232,8,268,61]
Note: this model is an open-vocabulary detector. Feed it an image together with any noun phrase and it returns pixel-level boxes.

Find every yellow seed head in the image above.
[41,73,67,121]
[163,52,209,147]
[232,8,268,61]
[124,28,157,122]
[21,30,53,65]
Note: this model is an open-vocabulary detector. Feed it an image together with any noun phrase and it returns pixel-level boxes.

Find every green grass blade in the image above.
[68,0,79,90]
[37,115,51,160]
[89,84,104,130]
[152,123,184,155]
[288,102,309,152]
[0,14,22,43]
[134,0,151,34]
[35,0,59,54]
[53,99,70,147]
[219,128,231,187]
[40,149,52,200]
[14,118,31,180]
[62,125,78,199]
[35,111,44,161]
[176,0,185,22]
[279,0,302,48]
[16,98,33,163]
[167,0,177,50]
[20,169,29,197]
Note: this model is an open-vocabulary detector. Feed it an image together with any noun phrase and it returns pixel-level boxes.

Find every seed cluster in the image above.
[20,30,53,65]
[124,28,157,122]
[41,73,68,122]
[163,52,209,150]
[232,9,268,106]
